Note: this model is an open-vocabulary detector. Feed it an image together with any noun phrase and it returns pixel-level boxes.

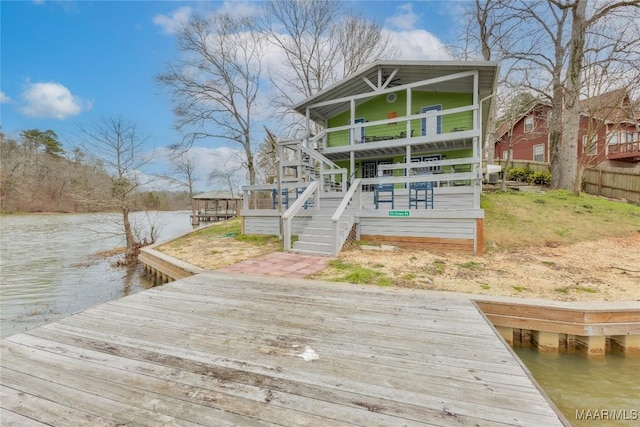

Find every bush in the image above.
[506,167,532,182]
[506,168,551,186]
[528,171,551,186]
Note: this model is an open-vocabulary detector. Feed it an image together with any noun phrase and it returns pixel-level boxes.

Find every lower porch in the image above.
[241,180,483,256]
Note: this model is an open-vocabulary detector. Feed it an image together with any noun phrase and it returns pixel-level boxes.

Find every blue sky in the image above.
[1,1,462,190]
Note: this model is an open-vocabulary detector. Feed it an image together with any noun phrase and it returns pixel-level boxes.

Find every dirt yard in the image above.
[158,232,640,302]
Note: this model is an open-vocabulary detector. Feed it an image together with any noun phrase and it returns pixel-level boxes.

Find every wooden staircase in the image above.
[291,195,344,256]
[279,138,353,256]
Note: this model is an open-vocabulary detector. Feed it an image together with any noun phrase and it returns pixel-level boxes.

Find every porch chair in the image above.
[374,183,395,209]
[409,180,434,209]
[272,189,289,209]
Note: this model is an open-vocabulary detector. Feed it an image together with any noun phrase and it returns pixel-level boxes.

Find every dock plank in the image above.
[1,272,564,426]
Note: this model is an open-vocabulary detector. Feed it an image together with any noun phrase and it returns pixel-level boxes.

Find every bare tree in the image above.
[449,0,524,164]
[208,158,243,198]
[158,13,266,186]
[263,0,395,131]
[78,117,154,264]
[167,149,199,220]
[472,0,640,194]
[496,91,541,190]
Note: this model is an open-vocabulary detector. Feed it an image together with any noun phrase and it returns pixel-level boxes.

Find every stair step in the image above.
[297,234,334,244]
[289,248,334,257]
[304,227,332,235]
[292,241,334,254]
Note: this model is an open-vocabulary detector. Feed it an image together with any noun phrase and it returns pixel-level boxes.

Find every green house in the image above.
[242,60,499,256]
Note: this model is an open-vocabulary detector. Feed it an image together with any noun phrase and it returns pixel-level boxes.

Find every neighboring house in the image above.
[241,60,499,255]
[495,90,640,166]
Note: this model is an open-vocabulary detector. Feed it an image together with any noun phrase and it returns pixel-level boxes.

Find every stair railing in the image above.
[330,178,362,256]
[282,181,320,251]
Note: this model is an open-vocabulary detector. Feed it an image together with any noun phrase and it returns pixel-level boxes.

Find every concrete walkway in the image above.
[216,252,332,279]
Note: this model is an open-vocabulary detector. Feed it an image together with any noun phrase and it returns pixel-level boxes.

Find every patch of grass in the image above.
[235,234,279,244]
[401,273,416,281]
[409,255,418,261]
[341,267,381,284]
[371,262,385,268]
[328,259,353,270]
[378,277,394,287]
[433,260,446,274]
[541,261,556,266]
[456,261,483,270]
[555,227,572,237]
[576,286,597,293]
[482,190,640,251]
[555,287,570,294]
[480,284,491,290]
[512,285,528,292]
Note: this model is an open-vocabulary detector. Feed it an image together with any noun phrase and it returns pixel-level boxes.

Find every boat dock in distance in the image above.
[1,272,566,426]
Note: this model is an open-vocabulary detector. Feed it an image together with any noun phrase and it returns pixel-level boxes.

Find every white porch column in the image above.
[406,145,411,177]
[406,88,412,137]
[350,99,356,146]
[350,152,355,183]
[306,108,311,149]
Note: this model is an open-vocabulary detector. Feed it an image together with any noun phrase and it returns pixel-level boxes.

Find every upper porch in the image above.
[293,60,497,162]
[607,140,640,162]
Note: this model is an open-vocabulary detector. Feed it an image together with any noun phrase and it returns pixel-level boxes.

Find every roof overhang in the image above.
[293,60,499,123]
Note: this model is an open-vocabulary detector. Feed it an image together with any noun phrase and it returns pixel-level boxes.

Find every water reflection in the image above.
[0,211,194,339]
[514,347,640,426]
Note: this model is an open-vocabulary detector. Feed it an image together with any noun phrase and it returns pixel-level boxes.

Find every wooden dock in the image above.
[1,273,565,426]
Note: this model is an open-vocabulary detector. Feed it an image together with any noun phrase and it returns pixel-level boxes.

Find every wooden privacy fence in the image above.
[495,160,640,202]
[582,167,640,203]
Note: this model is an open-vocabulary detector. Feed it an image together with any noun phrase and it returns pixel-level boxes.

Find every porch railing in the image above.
[316,104,478,151]
[282,181,320,251]
[330,178,362,255]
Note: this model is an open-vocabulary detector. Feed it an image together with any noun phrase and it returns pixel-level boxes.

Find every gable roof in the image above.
[293,60,499,122]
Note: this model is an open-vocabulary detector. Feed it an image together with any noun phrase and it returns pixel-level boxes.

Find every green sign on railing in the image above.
[388,211,410,217]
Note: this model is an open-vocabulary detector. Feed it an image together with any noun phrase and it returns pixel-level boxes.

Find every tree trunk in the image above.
[558,0,588,194]
[122,208,137,264]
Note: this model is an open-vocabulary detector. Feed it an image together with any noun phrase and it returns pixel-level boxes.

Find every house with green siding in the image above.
[241,60,499,256]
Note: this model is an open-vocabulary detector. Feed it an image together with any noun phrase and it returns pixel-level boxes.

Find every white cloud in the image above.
[20,82,91,119]
[386,3,420,31]
[153,6,192,35]
[217,1,262,18]
[154,145,247,192]
[0,91,10,104]
[385,29,451,60]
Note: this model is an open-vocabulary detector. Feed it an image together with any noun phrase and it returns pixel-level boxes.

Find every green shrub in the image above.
[506,167,532,182]
[528,171,551,186]
[505,168,551,185]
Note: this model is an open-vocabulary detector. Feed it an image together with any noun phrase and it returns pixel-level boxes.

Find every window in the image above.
[582,135,597,156]
[627,132,636,143]
[503,151,509,160]
[524,116,534,133]
[533,144,545,162]
[608,131,619,145]
[410,155,441,174]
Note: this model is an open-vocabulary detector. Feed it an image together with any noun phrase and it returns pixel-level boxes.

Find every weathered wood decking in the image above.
[1,273,565,426]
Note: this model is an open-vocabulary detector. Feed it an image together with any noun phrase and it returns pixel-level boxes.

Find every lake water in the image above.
[514,347,639,426]
[1,213,637,424]
[0,211,195,339]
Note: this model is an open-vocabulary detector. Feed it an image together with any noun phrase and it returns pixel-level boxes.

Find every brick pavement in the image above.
[216,252,332,279]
